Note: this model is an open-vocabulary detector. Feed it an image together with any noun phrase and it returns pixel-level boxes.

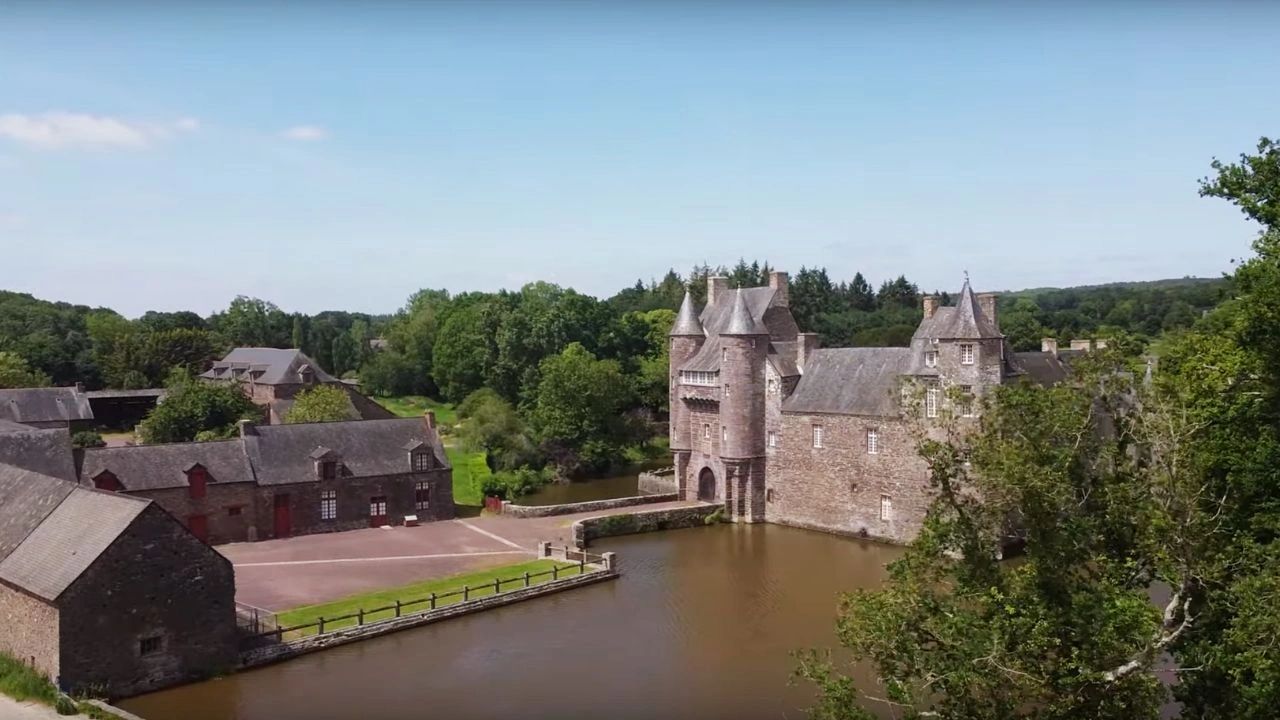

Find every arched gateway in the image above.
[697,467,717,502]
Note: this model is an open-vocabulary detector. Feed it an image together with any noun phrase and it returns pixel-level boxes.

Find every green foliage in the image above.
[55,693,77,715]
[284,385,355,424]
[444,446,492,508]
[70,430,106,449]
[0,350,51,388]
[137,377,258,444]
[1199,136,1280,230]
[529,343,639,475]
[456,389,539,471]
[479,467,552,500]
[0,651,58,705]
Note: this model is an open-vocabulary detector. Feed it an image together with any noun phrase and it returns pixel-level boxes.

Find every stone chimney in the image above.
[1041,338,1058,354]
[769,271,789,307]
[237,419,256,437]
[707,276,729,307]
[976,292,998,327]
[797,332,820,372]
[922,295,938,319]
[423,411,437,432]
[1069,339,1093,352]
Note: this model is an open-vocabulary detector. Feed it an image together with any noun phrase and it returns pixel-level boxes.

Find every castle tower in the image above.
[719,289,769,522]
[668,290,705,498]
[907,278,1005,419]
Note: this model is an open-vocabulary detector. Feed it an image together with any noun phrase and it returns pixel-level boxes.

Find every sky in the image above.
[1,1,1276,318]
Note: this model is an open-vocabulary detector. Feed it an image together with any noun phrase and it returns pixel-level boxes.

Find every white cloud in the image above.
[0,112,200,150]
[280,125,328,142]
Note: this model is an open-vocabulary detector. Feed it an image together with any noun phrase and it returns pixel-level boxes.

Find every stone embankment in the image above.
[502,492,678,519]
[572,504,721,548]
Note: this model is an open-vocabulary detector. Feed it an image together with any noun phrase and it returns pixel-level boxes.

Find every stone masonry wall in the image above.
[573,504,721,548]
[250,468,454,541]
[125,482,258,545]
[0,582,59,681]
[768,412,933,544]
[57,504,238,698]
[502,493,678,519]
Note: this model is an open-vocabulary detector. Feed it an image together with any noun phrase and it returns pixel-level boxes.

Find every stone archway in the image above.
[697,467,717,502]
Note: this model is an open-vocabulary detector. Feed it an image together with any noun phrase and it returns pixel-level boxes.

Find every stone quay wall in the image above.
[501,493,678,519]
[637,468,677,495]
[572,504,721,548]
[239,566,618,670]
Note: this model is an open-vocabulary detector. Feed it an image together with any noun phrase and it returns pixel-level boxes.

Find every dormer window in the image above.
[412,452,433,472]
[320,461,337,480]
[94,471,122,492]
[925,351,938,368]
[299,364,315,384]
[311,446,342,479]
[186,465,208,500]
[960,344,975,365]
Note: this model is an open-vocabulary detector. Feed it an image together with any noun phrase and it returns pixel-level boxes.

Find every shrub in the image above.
[54,693,77,715]
[480,467,552,501]
[70,430,106,449]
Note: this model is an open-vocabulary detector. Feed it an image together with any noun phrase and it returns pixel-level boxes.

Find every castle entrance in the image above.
[697,467,717,502]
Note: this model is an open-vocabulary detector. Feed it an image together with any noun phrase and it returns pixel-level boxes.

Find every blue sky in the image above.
[1,1,1276,317]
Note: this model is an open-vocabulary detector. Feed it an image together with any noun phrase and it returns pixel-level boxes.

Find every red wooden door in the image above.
[369,496,388,527]
[188,514,209,543]
[273,494,291,538]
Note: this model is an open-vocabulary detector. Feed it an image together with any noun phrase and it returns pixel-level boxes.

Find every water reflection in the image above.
[519,460,670,506]
[121,523,902,720]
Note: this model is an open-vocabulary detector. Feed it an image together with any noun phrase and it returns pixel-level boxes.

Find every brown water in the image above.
[120,523,901,720]
[520,459,671,506]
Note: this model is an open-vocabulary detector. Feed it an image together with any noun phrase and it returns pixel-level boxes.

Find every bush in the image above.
[0,651,58,705]
[137,378,259,444]
[54,693,77,715]
[70,430,106,449]
[480,467,552,501]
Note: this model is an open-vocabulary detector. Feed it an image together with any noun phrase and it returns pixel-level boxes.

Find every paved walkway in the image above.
[223,501,697,611]
[0,696,60,720]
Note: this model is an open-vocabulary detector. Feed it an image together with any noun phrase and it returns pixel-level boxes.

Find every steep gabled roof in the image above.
[0,464,75,561]
[0,387,94,425]
[202,348,337,385]
[670,291,705,337]
[79,439,254,491]
[913,280,1001,340]
[0,482,149,602]
[0,424,77,481]
[783,348,913,417]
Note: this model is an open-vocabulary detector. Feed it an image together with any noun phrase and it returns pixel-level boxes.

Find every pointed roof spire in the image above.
[946,276,1000,339]
[670,290,705,337]
[723,289,768,336]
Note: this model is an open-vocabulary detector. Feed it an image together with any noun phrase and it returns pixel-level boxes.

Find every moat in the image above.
[120,523,901,720]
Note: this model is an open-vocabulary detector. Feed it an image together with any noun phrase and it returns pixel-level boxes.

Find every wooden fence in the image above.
[242,550,608,645]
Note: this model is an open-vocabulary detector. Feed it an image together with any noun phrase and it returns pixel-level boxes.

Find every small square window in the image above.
[140,636,163,655]
[960,344,975,365]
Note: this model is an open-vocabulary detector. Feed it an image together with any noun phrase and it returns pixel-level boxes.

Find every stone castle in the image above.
[668,271,1073,543]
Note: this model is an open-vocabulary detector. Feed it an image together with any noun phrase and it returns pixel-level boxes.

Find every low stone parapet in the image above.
[502,492,678,518]
[572,504,721,548]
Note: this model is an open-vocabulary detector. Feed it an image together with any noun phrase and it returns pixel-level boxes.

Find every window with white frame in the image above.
[925,350,938,368]
[768,430,778,448]
[866,428,879,454]
[880,494,892,521]
[812,424,824,448]
[722,347,728,363]
[960,343,975,365]
[415,481,430,511]
[703,423,711,439]
[723,383,730,397]
[926,387,939,418]
[320,490,337,521]
[959,385,974,417]
[412,451,432,472]
[681,370,720,386]
[721,426,727,442]
[767,377,778,393]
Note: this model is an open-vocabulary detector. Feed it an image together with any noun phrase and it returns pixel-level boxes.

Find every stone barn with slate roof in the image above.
[0,464,237,698]
[77,415,454,543]
[0,385,94,430]
[669,272,1084,543]
[201,347,395,424]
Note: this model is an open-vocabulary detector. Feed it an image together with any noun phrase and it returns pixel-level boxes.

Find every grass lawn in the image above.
[276,559,588,636]
[0,652,125,718]
[446,446,491,509]
[373,395,458,427]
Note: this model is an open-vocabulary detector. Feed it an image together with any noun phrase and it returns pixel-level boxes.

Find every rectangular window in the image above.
[767,430,778,448]
[767,378,778,393]
[369,496,388,518]
[960,344,975,365]
[320,490,337,521]
[960,385,974,417]
[415,481,430,511]
[703,423,711,439]
[767,488,775,503]
[722,347,728,363]
[321,461,337,480]
[721,426,727,442]
[140,636,163,655]
[925,350,938,368]
[187,467,207,500]
[926,387,939,418]
[812,424,824,449]
[723,383,730,397]
[880,495,892,521]
[866,428,879,455]
[227,506,243,517]
[412,452,432,472]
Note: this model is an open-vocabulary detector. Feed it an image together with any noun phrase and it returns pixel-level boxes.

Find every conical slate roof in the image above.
[912,279,1002,340]
[723,289,768,336]
[670,291,705,336]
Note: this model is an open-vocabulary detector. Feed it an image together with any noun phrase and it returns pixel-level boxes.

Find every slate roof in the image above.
[670,291,704,336]
[1013,351,1071,387]
[0,464,75,561]
[913,281,1001,340]
[699,286,776,336]
[201,348,337,385]
[0,424,77,481]
[768,341,801,378]
[0,387,94,425]
[79,439,254,491]
[0,482,148,602]
[783,348,914,417]
[724,289,769,335]
[245,417,449,486]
